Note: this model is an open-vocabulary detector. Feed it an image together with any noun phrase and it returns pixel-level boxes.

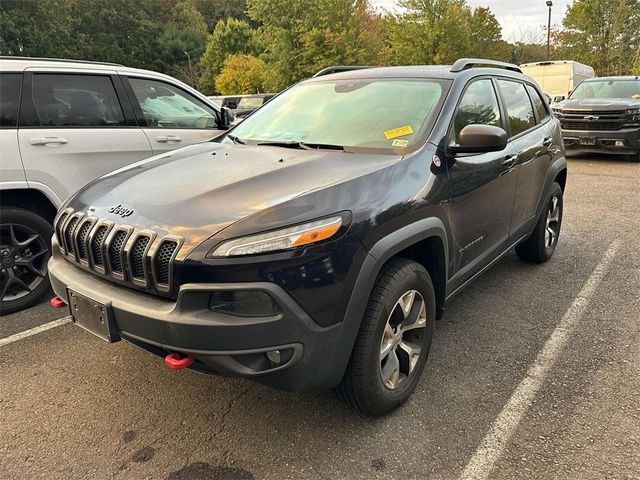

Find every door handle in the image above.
[502,154,518,167]
[542,137,553,147]
[29,137,68,146]
[155,135,182,143]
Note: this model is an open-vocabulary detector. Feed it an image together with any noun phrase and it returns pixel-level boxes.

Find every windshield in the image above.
[570,79,640,100]
[228,78,449,153]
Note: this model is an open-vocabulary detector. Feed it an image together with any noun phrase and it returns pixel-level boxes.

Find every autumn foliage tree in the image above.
[215,54,268,94]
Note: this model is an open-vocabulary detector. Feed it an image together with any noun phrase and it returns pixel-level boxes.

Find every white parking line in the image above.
[0,317,71,348]
[460,240,621,480]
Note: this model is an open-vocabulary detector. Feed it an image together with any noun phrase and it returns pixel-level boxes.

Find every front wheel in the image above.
[336,258,435,415]
[516,182,563,263]
[0,208,53,315]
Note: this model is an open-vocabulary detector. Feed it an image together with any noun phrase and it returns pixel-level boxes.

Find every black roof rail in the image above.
[450,58,522,74]
[0,56,124,67]
[312,66,374,78]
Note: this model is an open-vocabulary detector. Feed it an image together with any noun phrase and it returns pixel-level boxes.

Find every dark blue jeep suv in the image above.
[48,59,567,415]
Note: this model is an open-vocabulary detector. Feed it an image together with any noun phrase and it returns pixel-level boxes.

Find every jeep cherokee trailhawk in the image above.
[48,59,567,415]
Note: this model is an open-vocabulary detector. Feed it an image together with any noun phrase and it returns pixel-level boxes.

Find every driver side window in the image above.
[454,79,502,142]
[128,77,217,129]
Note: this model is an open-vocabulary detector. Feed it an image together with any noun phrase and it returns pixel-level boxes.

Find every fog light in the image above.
[615,140,625,147]
[209,290,279,317]
[265,350,281,365]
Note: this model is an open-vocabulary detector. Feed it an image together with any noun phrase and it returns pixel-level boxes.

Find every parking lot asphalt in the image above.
[1,155,639,480]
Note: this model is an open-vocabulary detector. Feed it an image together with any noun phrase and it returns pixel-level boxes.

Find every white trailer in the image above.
[520,60,595,102]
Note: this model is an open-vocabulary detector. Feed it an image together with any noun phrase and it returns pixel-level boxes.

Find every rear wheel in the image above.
[336,258,435,415]
[516,182,563,263]
[0,208,53,315]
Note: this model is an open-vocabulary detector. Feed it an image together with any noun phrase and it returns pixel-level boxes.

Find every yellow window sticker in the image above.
[384,125,414,140]
[392,139,409,147]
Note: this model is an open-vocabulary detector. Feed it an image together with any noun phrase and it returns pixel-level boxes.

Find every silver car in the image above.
[0,56,231,314]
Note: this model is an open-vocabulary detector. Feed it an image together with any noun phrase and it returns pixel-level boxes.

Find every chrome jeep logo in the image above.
[108,204,133,218]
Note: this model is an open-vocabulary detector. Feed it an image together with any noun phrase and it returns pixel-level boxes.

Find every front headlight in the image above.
[208,215,344,257]
[625,108,640,121]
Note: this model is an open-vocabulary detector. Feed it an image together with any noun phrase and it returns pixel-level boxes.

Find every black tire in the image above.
[0,208,53,315]
[631,151,640,162]
[516,182,563,263]
[336,258,436,416]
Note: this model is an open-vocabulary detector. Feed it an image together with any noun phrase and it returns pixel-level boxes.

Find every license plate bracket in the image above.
[579,137,596,146]
[68,289,119,343]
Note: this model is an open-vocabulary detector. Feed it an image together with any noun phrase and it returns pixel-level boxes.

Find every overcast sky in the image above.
[371,0,573,41]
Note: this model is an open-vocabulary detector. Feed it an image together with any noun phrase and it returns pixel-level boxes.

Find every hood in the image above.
[67,142,401,252]
[556,97,640,111]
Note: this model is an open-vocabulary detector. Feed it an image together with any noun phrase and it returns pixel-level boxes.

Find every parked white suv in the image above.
[0,57,231,314]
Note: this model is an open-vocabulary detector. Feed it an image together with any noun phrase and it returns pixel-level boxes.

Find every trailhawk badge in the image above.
[108,204,134,218]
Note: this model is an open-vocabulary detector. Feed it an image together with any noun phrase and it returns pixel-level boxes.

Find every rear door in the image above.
[122,76,223,155]
[17,69,152,203]
[495,79,553,238]
[0,72,26,187]
[446,77,519,289]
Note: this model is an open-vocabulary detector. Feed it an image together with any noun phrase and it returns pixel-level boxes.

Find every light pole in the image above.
[546,1,553,60]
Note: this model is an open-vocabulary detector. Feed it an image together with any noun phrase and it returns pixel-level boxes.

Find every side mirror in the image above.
[449,124,508,154]
[219,107,235,129]
[553,95,566,103]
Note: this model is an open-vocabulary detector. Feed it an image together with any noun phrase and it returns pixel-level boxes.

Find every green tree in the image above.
[215,54,267,94]
[192,0,250,31]
[248,0,386,91]
[156,2,209,85]
[468,7,509,60]
[555,0,640,75]
[0,0,75,57]
[386,0,506,66]
[199,18,263,93]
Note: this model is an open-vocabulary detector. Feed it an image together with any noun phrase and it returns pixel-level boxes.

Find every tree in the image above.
[215,54,267,94]
[199,18,263,93]
[468,7,509,60]
[192,0,250,31]
[156,2,209,85]
[0,0,75,57]
[248,0,387,91]
[555,0,640,75]
[385,0,507,66]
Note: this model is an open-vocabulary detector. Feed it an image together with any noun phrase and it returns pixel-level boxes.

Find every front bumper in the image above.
[48,251,345,391]
[562,127,640,154]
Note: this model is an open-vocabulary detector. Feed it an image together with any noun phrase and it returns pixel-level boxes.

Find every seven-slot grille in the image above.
[55,209,182,294]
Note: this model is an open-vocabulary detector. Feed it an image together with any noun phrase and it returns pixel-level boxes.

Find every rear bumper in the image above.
[48,250,346,391]
[562,127,640,154]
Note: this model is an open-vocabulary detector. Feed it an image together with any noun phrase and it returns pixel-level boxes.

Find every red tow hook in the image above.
[165,352,195,370]
[50,296,67,308]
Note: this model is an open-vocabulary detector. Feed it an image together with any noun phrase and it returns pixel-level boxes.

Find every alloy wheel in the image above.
[545,195,561,249]
[379,290,427,390]
[0,224,49,303]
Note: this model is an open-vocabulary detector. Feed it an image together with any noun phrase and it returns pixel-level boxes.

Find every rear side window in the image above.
[497,79,536,136]
[28,74,126,127]
[454,79,502,142]
[0,73,22,127]
[128,77,218,129]
[526,84,549,123]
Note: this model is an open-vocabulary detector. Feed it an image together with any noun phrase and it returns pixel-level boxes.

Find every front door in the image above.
[124,76,223,155]
[446,78,518,290]
[17,70,152,203]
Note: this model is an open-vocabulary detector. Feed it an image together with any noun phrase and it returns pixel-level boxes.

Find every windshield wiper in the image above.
[256,141,344,151]
[227,134,245,144]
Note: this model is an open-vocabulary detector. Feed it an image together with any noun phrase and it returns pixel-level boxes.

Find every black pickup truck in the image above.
[552,76,640,161]
[48,59,567,415]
